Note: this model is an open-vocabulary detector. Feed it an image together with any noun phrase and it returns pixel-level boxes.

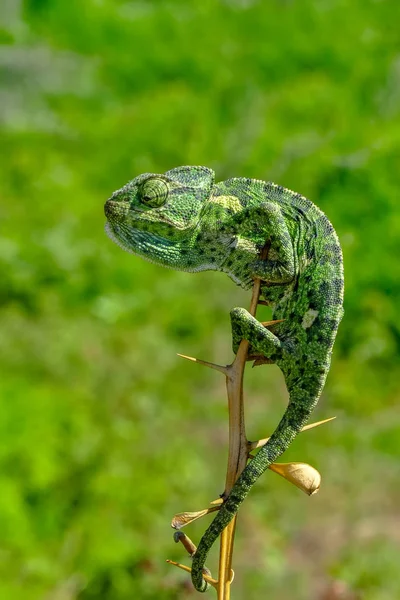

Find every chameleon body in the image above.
[104,166,344,592]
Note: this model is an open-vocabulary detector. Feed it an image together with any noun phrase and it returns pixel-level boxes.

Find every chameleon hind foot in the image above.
[231,307,283,358]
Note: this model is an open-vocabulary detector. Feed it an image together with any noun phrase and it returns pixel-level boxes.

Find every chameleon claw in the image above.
[177,353,229,375]
[246,319,285,366]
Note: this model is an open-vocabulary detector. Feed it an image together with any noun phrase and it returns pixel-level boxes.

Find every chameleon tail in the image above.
[191,396,318,592]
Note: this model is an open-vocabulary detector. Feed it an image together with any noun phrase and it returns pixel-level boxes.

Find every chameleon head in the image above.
[104,166,215,269]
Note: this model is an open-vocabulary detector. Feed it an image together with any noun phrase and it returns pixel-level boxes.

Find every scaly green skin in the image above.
[104,166,344,592]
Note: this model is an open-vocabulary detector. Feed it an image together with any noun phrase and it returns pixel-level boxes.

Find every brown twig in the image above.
[168,240,335,596]
[168,245,267,597]
[214,242,270,599]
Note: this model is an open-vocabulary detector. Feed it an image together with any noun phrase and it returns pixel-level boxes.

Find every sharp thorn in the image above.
[166,559,190,572]
[166,561,218,588]
[210,497,224,506]
[248,416,336,450]
[261,319,285,327]
[177,353,229,375]
[300,416,336,431]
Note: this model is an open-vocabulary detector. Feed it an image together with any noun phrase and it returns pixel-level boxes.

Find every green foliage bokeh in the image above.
[1,1,399,598]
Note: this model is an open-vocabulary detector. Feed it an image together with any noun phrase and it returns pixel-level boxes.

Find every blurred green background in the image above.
[1,1,399,598]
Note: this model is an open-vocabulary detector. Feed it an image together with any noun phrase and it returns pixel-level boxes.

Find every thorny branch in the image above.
[168,242,334,598]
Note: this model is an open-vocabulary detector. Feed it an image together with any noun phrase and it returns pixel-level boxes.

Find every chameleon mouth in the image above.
[104,199,129,220]
[104,221,135,255]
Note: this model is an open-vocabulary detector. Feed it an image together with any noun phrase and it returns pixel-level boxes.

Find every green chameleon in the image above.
[104,165,344,592]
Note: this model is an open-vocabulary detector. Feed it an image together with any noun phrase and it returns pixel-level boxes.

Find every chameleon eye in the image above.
[140,178,169,208]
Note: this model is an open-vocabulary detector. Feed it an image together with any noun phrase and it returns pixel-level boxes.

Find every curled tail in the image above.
[191,396,317,592]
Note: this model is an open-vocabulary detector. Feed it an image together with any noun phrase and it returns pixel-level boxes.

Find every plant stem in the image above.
[215,245,268,599]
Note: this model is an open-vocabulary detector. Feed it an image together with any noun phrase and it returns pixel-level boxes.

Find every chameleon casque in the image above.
[104,166,344,592]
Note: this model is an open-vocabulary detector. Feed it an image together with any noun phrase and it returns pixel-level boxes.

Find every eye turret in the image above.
[139,177,169,208]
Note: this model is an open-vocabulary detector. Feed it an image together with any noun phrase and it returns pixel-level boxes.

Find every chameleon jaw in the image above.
[104,199,130,220]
